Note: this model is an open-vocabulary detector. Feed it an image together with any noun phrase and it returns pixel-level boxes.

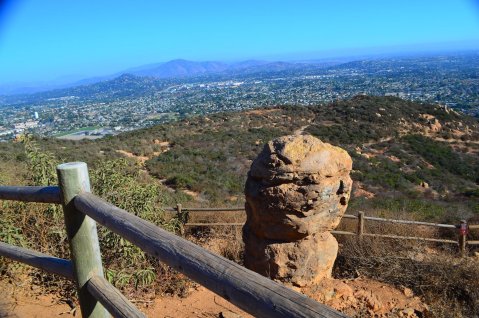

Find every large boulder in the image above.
[243,135,352,286]
[245,135,352,241]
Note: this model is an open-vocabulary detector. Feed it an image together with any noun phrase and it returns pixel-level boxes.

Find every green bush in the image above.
[403,134,479,181]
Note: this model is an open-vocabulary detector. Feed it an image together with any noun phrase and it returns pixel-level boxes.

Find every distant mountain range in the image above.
[124,59,232,77]
[122,59,344,78]
[0,59,343,96]
[1,52,479,117]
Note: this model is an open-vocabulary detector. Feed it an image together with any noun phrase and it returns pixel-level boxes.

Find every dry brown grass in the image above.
[187,225,244,265]
[186,208,479,317]
[336,233,479,317]
[332,209,479,316]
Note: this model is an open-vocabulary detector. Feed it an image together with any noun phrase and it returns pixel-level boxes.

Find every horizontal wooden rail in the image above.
[86,275,146,318]
[0,241,74,279]
[362,233,458,244]
[329,231,458,243]
[185,208,245,212]
[165,206,360,217]
[75,192,346,318]
[0,242,146,318]
[185,223,364,235]
[331,230,356,236]
[166,206,461,229]
[0,186,61,204]
[171,206,468,253]
[180,226,459,243]
[469,224,479,230]
[185,222,244,227]
[168,206,462,230]
[163,207,246,212]
[363,216,456,228]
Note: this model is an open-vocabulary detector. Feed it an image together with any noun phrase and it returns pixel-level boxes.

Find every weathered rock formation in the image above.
[243,135,352,286]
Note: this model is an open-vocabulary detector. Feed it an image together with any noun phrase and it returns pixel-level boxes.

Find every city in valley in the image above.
[0,53,478,141]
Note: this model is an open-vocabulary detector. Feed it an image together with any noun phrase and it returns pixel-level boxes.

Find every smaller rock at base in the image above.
[243,227,338,286]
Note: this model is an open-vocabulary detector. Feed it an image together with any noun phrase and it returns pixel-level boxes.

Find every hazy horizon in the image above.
[0,0,479,85]
[1,43,477,85]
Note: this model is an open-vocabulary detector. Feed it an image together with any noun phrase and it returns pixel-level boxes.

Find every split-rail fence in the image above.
[166,205,479,256]
[0,162,347,318]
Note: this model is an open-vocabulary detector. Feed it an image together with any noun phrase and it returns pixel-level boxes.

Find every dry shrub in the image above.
[185,210,246,225]
[183,207,246,264]
[0,153,193,303]
[336,234,479,317]
[187,225,244,264]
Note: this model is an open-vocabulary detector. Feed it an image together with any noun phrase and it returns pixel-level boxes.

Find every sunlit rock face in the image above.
[243,135,352,286]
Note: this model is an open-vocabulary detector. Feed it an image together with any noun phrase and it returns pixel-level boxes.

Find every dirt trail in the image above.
[293,124,310,135]
[362,136,394,147]
[434,137,479,144]
[116,149,150,164]
[242,109,280,116]
[116,140,171,165]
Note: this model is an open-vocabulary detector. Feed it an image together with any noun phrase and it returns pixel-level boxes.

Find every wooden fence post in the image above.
[57,162,108,318]
[176,203,184,235]
[357,211,365,238]
[458,220,468,257]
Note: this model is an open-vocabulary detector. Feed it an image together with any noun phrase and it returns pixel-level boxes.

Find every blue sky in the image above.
[0,0,479,84]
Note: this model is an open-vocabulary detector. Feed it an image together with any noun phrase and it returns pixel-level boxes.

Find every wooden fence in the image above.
[165,205,479,255]
[0,162,346,318]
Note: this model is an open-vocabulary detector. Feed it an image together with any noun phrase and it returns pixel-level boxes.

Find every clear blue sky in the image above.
[1,0,479,84]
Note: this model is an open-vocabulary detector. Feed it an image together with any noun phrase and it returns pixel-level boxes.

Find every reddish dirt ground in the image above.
[0,283,251,318]
[0,276,428,318]
[303,278,427,318]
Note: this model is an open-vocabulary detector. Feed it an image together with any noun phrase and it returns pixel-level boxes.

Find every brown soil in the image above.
[1,276,429,318]
[242,109,280,116]
[0,283,74,318]
[156,177,204,200]
[116,150,149,164]
[353,187,375,199]
[0,283,251,318]
[386,155,401,163]
[352,182,375,199]
[362,137,394,147]
[434,137,479,145]
[303,278,428,317]
[317,120,339,127]
[293,124,310,135]
[116,141,170,165]
[143,287,252,318]
[182,189,205,201]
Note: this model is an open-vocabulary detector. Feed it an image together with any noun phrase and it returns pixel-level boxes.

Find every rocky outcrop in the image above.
[419,114,442,133]
[303,278,428,317]
[243,135,352,286]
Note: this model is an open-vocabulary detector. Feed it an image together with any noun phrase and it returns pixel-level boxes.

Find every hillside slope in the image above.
[6,95,475,218]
